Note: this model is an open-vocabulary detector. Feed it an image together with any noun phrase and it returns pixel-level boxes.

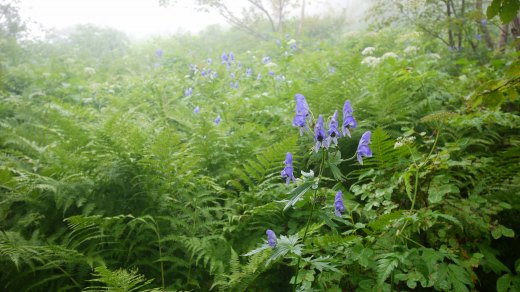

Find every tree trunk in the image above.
[446,0,454,48]
[498,24,509,53]
[298,0,305,37]
[511,13,520,51]
[476,0,494,49]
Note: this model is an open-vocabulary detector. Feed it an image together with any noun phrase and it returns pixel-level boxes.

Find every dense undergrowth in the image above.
[1,3,520,291]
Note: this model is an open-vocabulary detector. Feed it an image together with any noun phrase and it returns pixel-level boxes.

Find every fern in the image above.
[84,266,160,292]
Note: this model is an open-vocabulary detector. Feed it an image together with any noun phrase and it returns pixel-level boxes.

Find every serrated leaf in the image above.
[428,175,460,204]
[497,274,512,292]
[284,182,313,211]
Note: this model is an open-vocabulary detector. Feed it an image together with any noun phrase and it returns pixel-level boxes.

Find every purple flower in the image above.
[326,110,340,148]
[281,152,296,185]
[229,52,235,61]
[266,229,277,248]
[210,71,218,79]
[334,191,345,217]
[262,56,271,64]
[275,39,281,46]
[246,68,253,77]
[221,52,228,63]
[189,64,197,71]
[268,71,275,76]
[357,131,372,165]
[328,66,336,74]
[314,115,326,151]
[276,74,285,81]
[230,72,235,78]
[292,94,310,135]
[342,100,357,137]
[184,87,192,97]
[230,81,239,89]
[238,61,242,68]
[201,69,207,77]
[214,115,221,125]
[207,58,212,64]
[481,19,487,26]
[290,42,297,50]
[257,73,262,80]
[226,62,232,70]
[475,34,481,40]
[156,49,163,57]
[194,106,200,114]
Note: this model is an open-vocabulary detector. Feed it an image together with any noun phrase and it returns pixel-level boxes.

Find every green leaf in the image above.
[428,175,460,204]
[284,182,313,211]
[497,274,512,292]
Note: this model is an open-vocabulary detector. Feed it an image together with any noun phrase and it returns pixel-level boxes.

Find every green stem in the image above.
[154,220,165,289]
[292,150,327,291]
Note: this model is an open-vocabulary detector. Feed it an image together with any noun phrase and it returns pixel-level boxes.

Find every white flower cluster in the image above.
[404,46,419,55]
[428,53,441,60]
[361,56,381,67]
[361,47,376,56]
[382,52,398,60]
[394,136,416,149]
[84,67,96,75]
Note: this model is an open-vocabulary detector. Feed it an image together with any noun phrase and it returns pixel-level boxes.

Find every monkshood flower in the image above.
[194,106,200,114]
[357,131,372,165]
[481,19,487,26]
[314,115,326,151]
[229,52,235,61]
[268,71,275,76]
[200,69,207,77]
[257,73,262,80]
[334,190,345,217]
[214,115,221,125]
[276,74,285,81]
[238,62,242,68]
[184,87,192,97]
[156,49,163,57]
[207,58,212,64]
[230,81,239,89]
[210,71,218,79]
[342,100,357,137]
[326,110,340,148]
[290,42,297,50]
[292,94,310,135]
[262,56,271,64]
[246,68,253,77]
[266,229,277,248]
[281,152,296,185]
[475,34,481,40]
[275,39,281,46]
[230,72,235,78]
[189,64,197,71]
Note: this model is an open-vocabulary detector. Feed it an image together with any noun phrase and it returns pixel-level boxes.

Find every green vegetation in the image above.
[1,1,519,291]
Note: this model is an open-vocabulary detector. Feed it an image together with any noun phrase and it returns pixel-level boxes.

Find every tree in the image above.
[161,0,300,39]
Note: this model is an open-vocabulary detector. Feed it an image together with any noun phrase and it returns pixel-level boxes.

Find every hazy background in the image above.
[19,0,368,38]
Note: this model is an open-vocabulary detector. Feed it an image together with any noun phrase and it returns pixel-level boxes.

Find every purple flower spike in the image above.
[334,191,345,217]
[314,115,326,151]
[185,87,192,97]
[214,115,221,125]
[357,131,372,165]
[194,106,200,114]
[229,52,235,61]
[342,100,357,137]
[156,49,163,57]
[266,229,277,248]
[221,52,228,63]
[281,152,296,185]
[326,110,340,148]
[292,94,310,135]
[246,68,253,77]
